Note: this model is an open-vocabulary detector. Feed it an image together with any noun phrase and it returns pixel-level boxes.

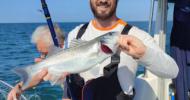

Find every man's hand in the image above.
[34,58,43,63]
[7,83,23,100]
[43,72,69,84]
[7,69,48,100]
[118,35,147,59]
[34,55,69,84]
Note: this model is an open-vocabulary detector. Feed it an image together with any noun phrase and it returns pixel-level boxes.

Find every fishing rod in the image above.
[40,0,59,47]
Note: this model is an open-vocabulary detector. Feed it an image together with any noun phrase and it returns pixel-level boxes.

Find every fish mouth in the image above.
[101,43,113,54]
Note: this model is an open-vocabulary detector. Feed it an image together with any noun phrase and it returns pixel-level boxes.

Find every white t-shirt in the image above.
[67,19,178,94]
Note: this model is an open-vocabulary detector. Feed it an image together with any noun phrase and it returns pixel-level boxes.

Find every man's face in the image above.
[90,0,117,20]
[36,40,49,56]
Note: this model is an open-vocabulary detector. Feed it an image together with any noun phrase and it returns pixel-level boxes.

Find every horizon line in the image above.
[0,20,173,24]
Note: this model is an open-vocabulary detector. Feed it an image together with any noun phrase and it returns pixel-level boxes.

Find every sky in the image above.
[0,0,174,23]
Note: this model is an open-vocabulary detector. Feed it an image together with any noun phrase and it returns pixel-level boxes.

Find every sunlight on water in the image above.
[0,91,7,100]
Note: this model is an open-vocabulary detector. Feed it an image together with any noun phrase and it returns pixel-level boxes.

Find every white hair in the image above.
[31,24,65,46]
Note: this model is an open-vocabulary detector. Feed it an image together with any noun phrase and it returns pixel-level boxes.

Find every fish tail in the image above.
[13,67,32,90]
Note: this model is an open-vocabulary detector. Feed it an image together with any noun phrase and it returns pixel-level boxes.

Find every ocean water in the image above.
[0,21,173,100]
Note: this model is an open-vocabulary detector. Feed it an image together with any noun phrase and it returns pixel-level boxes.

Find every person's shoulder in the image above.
[128,26,154,40]
[128,26,147,35]
[68,24,84,37]
[70,24,84,33]
[67,22,91,45]
[68,21,92,37]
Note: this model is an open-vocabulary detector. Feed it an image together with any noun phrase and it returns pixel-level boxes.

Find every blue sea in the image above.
[0,21,173,100]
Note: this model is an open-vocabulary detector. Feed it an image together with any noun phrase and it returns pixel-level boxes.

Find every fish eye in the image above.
[100,39,105,43]
[109,32,113,35]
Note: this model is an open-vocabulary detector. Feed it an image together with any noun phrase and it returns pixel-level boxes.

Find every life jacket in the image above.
[76,22,135,100]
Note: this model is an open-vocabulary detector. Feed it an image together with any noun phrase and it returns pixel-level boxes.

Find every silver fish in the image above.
[13,31,120,89]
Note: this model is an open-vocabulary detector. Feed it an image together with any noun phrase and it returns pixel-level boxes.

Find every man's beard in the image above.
[90,2,117,20]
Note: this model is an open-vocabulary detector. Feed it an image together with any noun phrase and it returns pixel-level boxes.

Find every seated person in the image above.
[7,24,65,100]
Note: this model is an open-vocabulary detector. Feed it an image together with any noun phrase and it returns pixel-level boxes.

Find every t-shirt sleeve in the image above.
[128,26,179,78]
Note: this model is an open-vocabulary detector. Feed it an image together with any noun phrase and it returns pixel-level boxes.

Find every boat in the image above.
[0,0,175,99]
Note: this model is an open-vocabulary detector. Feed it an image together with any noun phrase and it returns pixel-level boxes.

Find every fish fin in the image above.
[13,67,32,90]
[48,73,64,86]
[69,39,87,48]
[46,46,63,58]
[46,68,65,86]
[49,75,62,85]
